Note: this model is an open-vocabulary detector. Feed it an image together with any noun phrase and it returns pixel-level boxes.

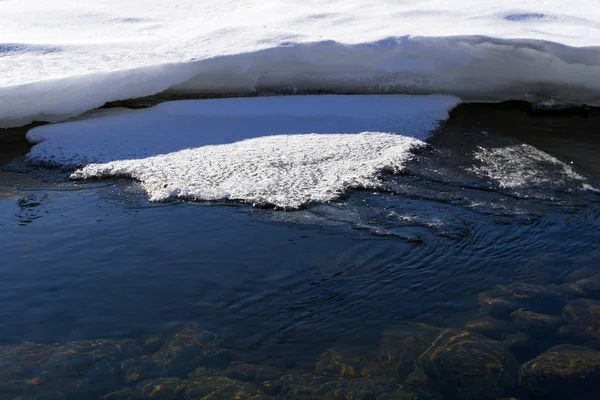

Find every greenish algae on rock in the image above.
[315,347,371,378]
[103,387,140,400]
[478,283,567,319]
[501,332,539,363]
[376,323,443,382]
[136,377,186,400]
[510,310,565,338]
[415,329,519,400]
[224,362,284,384]
[564,268,599,283]
[0,339,140,399]
[464,316,517,340]
[185,374,270,400]
[266,371,418,400]
[519,344,600,398]
[562,298,600,337]
[557,275,600,299]
[122,324,235,383]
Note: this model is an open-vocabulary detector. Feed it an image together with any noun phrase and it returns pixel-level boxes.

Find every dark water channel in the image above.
[1,103,600,400]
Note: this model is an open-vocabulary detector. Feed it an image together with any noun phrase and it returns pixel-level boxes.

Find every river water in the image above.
[1,103,599,400]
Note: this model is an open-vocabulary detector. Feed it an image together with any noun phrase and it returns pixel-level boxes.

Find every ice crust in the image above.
[27,95,460,208]
[2,0,600,127]
[469,144,590,191]
[71,132,422,209]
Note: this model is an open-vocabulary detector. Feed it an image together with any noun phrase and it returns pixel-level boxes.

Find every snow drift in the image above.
[2,0,600,127]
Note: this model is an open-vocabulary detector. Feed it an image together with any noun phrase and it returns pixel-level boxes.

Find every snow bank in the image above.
[2,0,600,127]
[27,95,459,208]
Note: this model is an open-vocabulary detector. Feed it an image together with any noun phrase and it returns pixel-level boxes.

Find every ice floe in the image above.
[469,144,590,190]
[27,95,459,208]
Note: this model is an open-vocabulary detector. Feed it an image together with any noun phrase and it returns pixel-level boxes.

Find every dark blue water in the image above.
[1,104,600,400]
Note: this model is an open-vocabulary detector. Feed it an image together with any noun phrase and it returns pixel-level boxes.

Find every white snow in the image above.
[27,95,459,208]
[2,0,600,127]
[72,132,422,209]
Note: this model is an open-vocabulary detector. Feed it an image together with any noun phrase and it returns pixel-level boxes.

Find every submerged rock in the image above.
[137,377,186,399]
[464,317,517,340]
[510,310,565,338]
[562,298,600,331]
[557,275,600,299]
[555,282,584,297]
[313,323,443,383]
[315,347,372,378]
[519,345,600,398]
[557,324,599,341]
[185,374,271,399]
[265,371,412,400]
[122,324,234,383]
[0,339,139,399]
[106,368,274,400]
[559,299,600,347]
[416,329,519,400]
[502,332,540,363]
[564,267,598,283]
[478,283,566,319]
[103,387,140,400]
[376,323,443,381]
[225,363,284,384]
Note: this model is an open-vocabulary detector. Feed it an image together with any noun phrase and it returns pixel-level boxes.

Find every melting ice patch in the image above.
[468,144,590,191]
[27,95,460,209]
[71,133,421,209]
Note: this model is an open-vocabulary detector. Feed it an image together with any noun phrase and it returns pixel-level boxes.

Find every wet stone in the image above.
[310,324,442,384]
[376,394,419,400]
[0,339,139,399]
[416,329,519,400]
[478,283,567,319]
[136,377,186,399]
[268,372,410,400]
[224,362,284,384]
[315,347,373,378]
[555,282,584,298]
[185,375,270,400]
[557,275,600,299]
[519,345,600,398]
[510,310,565,338]
[403,369,445,400]
[123,355,159,383]
[502,332,539,363]
[141,336,166,354]
[103,387,140,400]
[557,324,600,345]
[559,299,600,347]
[464,316,517,340]
[562,298,600,332]
[376,323,443,381]
[570,275,600,299]
[564,267,598,283]
[122,325,233,383]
